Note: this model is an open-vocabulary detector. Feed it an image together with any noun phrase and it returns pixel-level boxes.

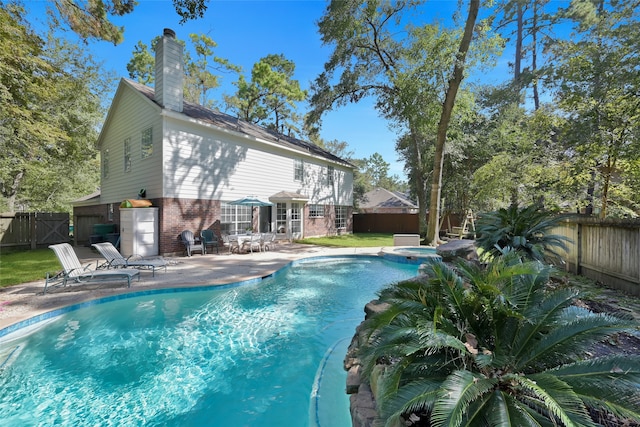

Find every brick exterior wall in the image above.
[156,198,222,255]
[304,204,353,238]
[75,199,351,254]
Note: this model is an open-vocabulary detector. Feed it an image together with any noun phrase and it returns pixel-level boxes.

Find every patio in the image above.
[0,243,383,331]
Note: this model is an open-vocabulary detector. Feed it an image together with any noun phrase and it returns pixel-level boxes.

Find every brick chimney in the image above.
[154,28,183,112]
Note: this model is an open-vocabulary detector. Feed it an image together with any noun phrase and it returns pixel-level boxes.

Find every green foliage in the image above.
[359,253,640,426]
[545,0,640,218]
[475,204,571,263]
[0,4,107,213]
[224,54,306,137]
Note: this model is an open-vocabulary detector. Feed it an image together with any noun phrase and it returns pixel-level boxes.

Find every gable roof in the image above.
[123,79,353,168]
[359,188,417,209]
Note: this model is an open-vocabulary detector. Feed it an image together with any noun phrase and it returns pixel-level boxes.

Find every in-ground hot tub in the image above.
[379,246,440,264]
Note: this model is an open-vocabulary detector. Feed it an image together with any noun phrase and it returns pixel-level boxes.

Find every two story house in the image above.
[73,28,354,255]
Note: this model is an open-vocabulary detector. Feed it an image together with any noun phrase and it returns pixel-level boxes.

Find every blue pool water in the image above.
[0,256,419,426]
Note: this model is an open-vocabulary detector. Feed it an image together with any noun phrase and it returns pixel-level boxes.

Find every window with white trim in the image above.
[276,203,287,234]
[221,203,252,234]
[141,127,153,159]
[309,204,324,218]
[327,165,334,186]
[291,202,301,234]
[102,149,109,178]
[124,138,132,172]
[335,205,346,229]
[294,159,303,182]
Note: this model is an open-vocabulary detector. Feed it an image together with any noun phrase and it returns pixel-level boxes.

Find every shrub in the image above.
[358,253,640,427]
[475,204,571,263]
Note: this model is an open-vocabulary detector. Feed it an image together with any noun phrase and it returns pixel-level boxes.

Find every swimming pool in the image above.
[0,256,419,426]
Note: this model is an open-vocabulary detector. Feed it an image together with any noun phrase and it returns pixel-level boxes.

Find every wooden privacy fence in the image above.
[353,213,419,234]
[0,212,70,250]
[552,216,640,296]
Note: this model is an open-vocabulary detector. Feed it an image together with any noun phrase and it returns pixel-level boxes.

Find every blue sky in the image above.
[26,0,498,179]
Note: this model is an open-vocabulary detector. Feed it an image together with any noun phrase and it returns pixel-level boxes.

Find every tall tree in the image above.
[0,4,111,213]
[224,54,307,137]
[546,0,640,218]
[43,0,210,44]
[426,0,480,245]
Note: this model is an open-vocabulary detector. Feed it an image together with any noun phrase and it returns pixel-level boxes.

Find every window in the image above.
[294,159,303,182]
[309,204,324,218]
[291,202,301,234]
[335,205,346,229]
[326,165,334,186]
[124,138,131,172]
[102,149,109,178]
[221,203,252,234]
[141,127,153,159]
[276,203,287,234]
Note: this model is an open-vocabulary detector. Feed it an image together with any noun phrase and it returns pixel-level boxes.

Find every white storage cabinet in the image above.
[120,207,159,257]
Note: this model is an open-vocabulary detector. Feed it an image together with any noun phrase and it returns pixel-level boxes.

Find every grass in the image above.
[0,249,61,288]
[296,233,394,247]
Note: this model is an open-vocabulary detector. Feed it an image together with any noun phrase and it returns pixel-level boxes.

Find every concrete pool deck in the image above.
[0,243,386,332]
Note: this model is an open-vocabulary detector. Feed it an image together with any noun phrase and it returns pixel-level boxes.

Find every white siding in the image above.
[163,118,353,205]
[99,85,163,204]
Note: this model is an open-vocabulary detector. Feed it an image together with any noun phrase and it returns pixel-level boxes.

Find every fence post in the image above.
[30,212,37,250]
[576,222,582,275]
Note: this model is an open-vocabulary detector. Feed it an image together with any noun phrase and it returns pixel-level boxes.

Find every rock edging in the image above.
[344,300,389,427]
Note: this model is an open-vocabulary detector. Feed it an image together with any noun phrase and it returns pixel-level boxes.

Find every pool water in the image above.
[0,256,419,426]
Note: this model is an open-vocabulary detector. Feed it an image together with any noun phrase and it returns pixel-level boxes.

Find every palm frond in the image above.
[548,355,640,422]
[431,370,498,427]
[519,312,636,368]
[379,379,441,424]
[510,373,597,427]
[475,390,550,427]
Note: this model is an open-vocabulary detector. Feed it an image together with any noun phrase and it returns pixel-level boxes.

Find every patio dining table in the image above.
[229,233,262,253]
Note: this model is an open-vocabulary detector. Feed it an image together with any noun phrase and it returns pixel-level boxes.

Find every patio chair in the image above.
[45,243,140,294]
[92,242,167,277]
[200,229,220,254]
[241,234,262,253]
[260,233,277,251]
[226,234,240,254]
[180,230,204,256]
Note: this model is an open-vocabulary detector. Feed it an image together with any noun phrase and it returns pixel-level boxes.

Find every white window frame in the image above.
[102,149,109,178]
[141,127,153,159]
[327,165,334,186]
[124,137,132,172]
[335,205,346,229]
[221,203,252,234]
[294,158,304,182]
[309,204,324,218]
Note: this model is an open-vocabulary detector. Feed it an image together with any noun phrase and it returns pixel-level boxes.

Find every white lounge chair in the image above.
[92,242,167,277]
[45,243,140,294]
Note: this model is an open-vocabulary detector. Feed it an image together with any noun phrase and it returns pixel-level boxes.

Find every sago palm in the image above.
[358,253,640,427]
[475,204,571,263]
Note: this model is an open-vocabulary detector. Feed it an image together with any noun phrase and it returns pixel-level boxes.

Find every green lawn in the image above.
[0,249,61,288]
[296,233,394,247]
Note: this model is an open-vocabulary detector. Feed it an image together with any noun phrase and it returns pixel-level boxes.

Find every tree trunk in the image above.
[5,170,25,213]
[426,0,479,245]
[514,1,523,86]
[410,131,428,236]
[532,1,540,110]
